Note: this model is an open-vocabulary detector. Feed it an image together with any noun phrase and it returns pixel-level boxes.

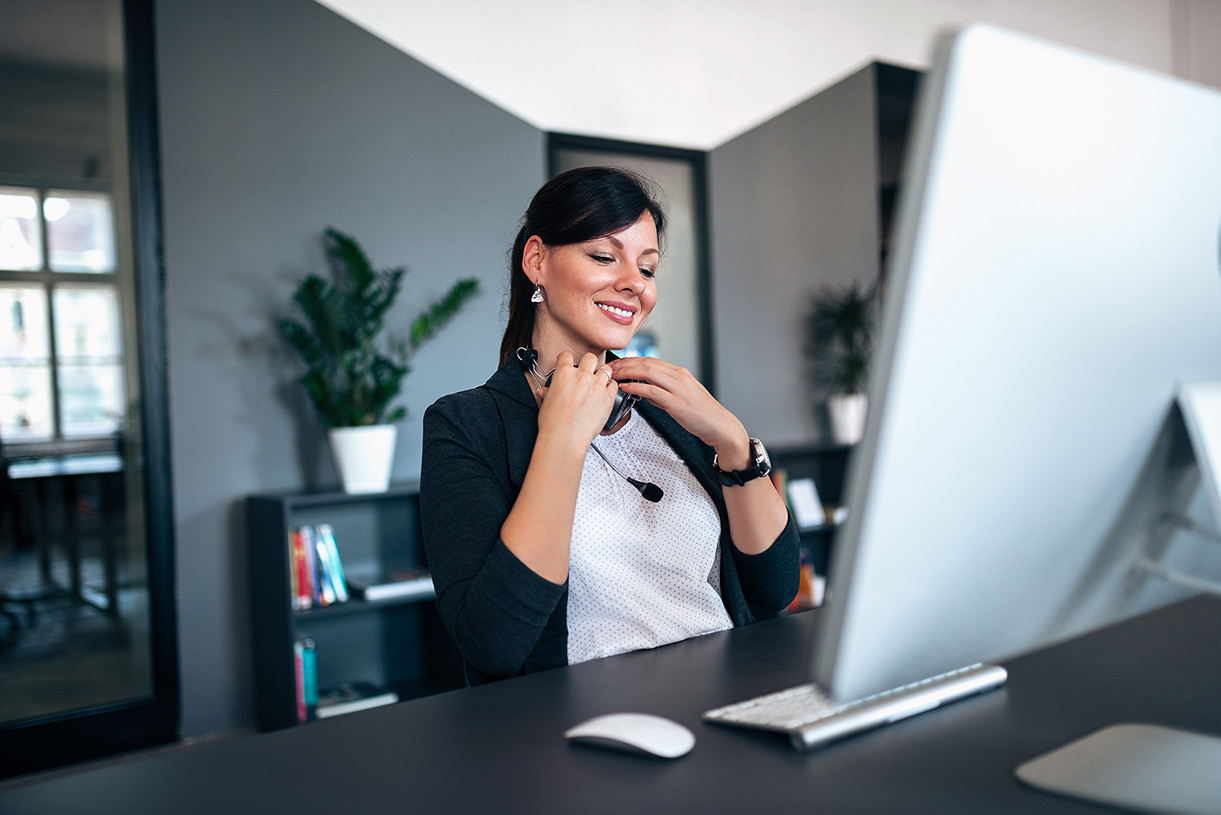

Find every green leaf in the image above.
[410,279,480,349]
[324,227,375,293]
[279,229,479,426]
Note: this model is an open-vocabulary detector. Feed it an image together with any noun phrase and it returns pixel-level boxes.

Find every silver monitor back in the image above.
[815,23,1221,701]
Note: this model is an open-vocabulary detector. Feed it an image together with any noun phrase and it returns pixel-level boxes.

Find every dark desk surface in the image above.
[3,595,1220,814]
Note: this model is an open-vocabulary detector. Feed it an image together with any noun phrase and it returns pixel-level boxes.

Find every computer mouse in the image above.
[564,712,695,759]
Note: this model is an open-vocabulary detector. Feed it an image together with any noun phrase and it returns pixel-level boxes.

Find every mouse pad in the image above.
[1015,723,1221,814]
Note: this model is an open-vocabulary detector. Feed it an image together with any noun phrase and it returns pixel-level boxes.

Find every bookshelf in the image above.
[772,442,854,577]
[246,483,463,731]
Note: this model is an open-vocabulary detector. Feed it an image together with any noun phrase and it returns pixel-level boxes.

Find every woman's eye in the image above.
[640,268,656,279]
[591,254,614,264]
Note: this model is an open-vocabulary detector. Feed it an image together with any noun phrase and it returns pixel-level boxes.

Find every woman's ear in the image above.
[522,235,545,286]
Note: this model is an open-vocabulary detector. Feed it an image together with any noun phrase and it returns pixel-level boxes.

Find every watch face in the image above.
[751,439,771,470]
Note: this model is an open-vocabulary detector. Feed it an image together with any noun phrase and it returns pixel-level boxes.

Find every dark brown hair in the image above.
[499,167,667,365]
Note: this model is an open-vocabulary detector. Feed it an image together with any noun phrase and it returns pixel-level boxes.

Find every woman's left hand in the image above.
[608,357,753,469]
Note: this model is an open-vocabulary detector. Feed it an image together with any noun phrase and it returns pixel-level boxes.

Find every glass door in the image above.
[0,0,178,776]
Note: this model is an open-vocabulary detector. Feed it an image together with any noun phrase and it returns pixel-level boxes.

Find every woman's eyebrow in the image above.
[601,235,659,256]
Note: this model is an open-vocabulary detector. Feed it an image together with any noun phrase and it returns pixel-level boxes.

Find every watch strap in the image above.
[713,438,771,486]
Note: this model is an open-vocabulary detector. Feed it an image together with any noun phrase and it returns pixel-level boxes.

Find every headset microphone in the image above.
[629,478,665,503]
[590,443,664,503]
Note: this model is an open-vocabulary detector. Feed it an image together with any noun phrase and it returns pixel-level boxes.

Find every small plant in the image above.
[280,227,478,427]
[802,281,877,395]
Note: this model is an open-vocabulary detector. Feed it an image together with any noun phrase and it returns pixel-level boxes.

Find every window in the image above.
[0,185,123,444]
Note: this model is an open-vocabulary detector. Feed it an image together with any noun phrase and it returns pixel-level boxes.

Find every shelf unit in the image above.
[246,483,463,731]
[772,442,854,577]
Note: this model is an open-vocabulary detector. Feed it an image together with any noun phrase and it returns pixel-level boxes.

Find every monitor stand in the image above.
[1044,383,1221,637]
[1015,723,1221,813]
[1018,385,1221,812]
[1138,383,1221,597]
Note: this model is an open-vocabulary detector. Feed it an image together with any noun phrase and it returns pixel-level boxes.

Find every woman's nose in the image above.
[617,270,645,294]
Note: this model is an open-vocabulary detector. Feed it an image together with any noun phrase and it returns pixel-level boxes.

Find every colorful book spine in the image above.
[289,524,353,611]
[288,530,302,610]
[316,523,349,603]
[293,640,307,723]
[301,525,321,606]
[300,638,318,716]
[305,525,335,606]
[291,528,311,610]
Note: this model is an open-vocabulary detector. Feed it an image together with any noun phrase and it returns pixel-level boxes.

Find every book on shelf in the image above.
[302,525,335,606]
[315,523,349,603]
[289,529,308,610]
[289,527,318,609]
[293,639,318,722]
[315,681,399,719]
[301,638,318,710]
[288,523,351,609]
[346,568,435,602]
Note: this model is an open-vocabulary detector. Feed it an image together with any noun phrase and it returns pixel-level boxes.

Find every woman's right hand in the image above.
[501,351,614,586]
[536,351,618,446]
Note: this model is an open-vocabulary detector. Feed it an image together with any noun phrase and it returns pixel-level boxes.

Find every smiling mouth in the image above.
[596,303,635,318]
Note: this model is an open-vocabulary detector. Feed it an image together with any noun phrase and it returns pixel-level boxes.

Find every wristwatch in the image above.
[713,438,772,486]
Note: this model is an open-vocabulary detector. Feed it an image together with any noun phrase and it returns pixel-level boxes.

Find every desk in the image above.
[8,453,124,615]
[2,595,1219,813]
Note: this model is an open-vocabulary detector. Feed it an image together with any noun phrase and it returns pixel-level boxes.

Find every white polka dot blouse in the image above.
[567,410,732,665]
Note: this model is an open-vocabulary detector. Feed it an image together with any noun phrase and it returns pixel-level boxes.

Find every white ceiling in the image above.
[317,0,1182,150]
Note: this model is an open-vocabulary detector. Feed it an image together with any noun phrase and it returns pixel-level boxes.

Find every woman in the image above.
[420,166,798,684]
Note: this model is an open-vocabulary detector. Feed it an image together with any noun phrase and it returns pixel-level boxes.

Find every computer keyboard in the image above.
[702,662,1007,751]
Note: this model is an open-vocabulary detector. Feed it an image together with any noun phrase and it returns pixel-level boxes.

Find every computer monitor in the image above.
[815,23,1221,701]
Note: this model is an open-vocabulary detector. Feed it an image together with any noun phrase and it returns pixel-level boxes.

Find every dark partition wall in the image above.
[708,63,919,448]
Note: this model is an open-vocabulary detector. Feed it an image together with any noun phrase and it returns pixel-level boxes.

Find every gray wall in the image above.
[155,0,543,736]
[708,65,881,447]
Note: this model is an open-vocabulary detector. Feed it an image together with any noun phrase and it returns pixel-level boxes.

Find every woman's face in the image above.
[527,211,659,361]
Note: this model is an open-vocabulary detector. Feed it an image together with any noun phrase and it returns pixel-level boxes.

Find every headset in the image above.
[516,347,663,502]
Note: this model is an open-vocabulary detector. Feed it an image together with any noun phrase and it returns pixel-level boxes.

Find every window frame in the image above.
[0,183,126,453]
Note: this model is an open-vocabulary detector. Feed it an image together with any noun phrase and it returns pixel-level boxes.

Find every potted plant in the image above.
[280,227,478,493]
[802,280,877,445]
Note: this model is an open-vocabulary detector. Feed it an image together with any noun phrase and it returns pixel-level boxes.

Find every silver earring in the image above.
[531,285,544,304]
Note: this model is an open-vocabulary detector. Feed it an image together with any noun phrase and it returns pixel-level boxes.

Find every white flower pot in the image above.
[828,393,867,445]
[328,424,397,494]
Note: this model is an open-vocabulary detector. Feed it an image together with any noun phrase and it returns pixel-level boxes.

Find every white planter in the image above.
[328,424,397,494]
[828,393,867,445]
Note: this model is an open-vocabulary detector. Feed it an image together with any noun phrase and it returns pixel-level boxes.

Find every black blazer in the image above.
[420,355,800,684]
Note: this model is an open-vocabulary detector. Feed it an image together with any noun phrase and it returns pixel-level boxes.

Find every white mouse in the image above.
[564,712,695,759]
